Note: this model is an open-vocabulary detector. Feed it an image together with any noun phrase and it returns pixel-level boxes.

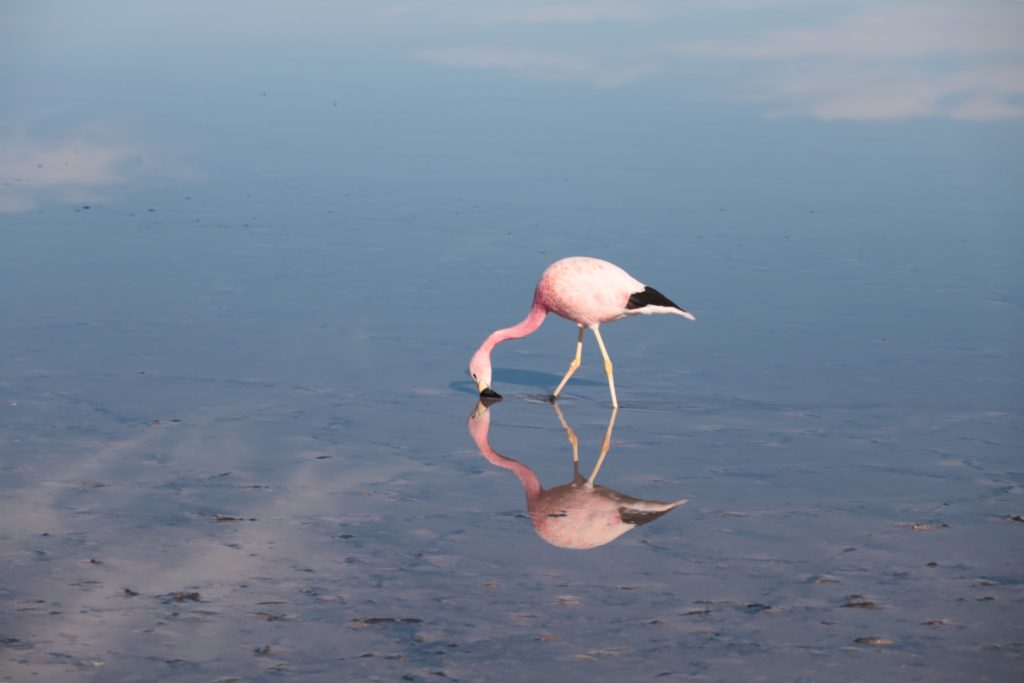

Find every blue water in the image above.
[2,3,1022,681]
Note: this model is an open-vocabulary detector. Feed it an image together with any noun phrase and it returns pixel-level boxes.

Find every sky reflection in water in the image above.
[1,1,1022,681]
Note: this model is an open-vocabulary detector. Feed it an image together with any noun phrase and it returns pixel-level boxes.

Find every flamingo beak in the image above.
[479,387,502,401]
[470,400,491,419]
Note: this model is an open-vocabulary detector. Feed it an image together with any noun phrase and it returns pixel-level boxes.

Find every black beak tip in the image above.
[479,387,502,400]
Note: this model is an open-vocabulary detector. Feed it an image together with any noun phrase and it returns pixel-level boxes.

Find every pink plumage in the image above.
[467,400,687,549]
[469,256,695,406]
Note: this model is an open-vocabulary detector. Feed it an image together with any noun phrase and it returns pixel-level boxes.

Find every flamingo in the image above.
[469,256,695,407]
[467,400,687,549]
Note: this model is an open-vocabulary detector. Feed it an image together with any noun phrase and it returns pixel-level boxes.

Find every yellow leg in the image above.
[551,327,585,401]
[551,402,581,479]
[591,327,618,408]
[585,406,618,487]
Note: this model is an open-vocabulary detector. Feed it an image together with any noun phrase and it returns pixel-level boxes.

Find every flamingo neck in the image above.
[482,300,548,354]
[468,414,543,500]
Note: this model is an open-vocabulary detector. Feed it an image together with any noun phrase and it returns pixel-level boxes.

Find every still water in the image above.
[2,2,1022,681]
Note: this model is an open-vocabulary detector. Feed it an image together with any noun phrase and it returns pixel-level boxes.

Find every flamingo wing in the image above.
[626,286,685,312]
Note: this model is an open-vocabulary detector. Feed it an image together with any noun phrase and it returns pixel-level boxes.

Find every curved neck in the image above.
[468,411,542,500]
[482,300,547,354]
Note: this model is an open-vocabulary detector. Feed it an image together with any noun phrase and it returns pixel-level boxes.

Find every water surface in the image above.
[2,2,1022,681]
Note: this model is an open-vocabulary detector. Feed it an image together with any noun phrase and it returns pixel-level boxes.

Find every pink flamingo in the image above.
[469,257,695,407]
[467,400,687,549]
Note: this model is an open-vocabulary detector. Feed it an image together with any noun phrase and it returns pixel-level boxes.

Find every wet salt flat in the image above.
[2,2,1023,682]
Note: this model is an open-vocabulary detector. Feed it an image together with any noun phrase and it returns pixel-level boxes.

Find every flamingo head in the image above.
[469,350,501,400]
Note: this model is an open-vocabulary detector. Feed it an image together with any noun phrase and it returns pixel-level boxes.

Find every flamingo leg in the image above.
[591,327,618,408]
[551,402,582,479]
[550,327,585,401]
[585,406,618,487]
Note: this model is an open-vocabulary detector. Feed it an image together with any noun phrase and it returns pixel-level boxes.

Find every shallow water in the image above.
[2,3,1023,682]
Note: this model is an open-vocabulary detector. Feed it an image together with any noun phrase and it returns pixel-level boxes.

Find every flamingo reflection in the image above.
[467,401,687,549]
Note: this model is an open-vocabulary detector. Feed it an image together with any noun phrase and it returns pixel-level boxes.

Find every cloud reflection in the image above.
[418,47,656,88]
[386,1,651,24]
[0,133,184,213]
[403,0,1024,120]
[672,1,1024,121]
[467,401,686,549]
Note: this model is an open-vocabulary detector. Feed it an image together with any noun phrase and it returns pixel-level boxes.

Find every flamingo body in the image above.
[536,257,645,326]
[529,481,686,549]
[467,401,687,550]
[469,257,694,405]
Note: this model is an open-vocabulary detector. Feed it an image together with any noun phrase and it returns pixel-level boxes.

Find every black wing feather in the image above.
[626,286,683,311]
[618,506,677,527]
